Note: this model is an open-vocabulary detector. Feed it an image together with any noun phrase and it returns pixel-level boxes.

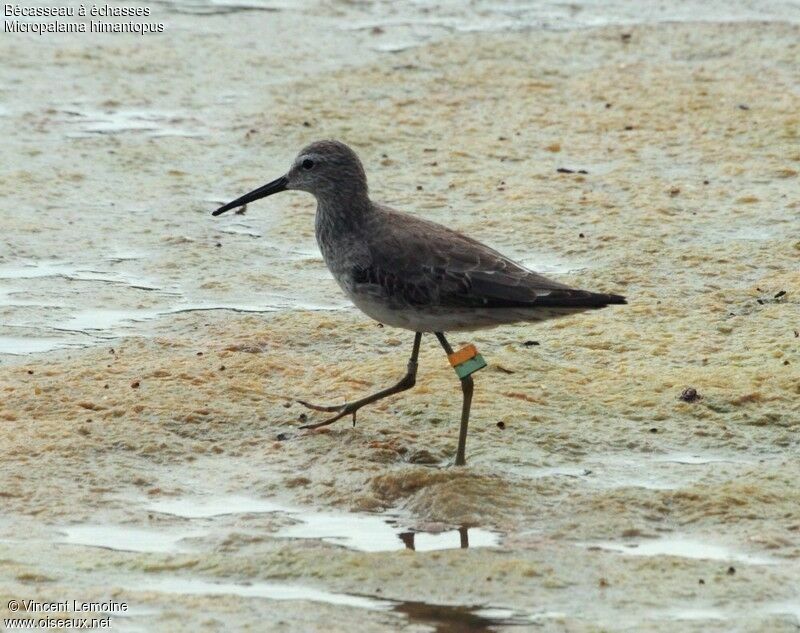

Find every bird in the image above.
[212,140,625,466]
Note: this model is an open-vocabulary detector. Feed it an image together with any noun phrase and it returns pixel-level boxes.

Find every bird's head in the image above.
[212,140,368,216]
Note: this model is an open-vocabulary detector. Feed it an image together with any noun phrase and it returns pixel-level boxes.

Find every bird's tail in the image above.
[533,290,627,309]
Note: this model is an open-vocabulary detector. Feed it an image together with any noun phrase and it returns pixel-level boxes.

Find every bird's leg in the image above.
[435,332,475,467]
[298,332,422,430]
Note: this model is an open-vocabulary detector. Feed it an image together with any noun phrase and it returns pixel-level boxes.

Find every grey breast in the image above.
[314,202,371,299]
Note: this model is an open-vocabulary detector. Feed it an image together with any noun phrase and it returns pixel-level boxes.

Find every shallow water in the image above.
[48,493,520,630]
[122,576,393,611]
[60,107,204,139]
[59,524,205,554]
[584,537,780,566]
[118,576,546,632]
[508,450,761,492]
[148,493,501,552]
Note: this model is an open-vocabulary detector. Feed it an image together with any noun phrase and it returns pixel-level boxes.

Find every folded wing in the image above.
[354,207,626,310]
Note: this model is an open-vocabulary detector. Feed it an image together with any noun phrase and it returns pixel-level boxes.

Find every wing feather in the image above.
[353,206,626,310]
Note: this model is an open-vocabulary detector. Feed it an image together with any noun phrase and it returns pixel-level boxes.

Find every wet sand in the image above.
[2,8,800,633]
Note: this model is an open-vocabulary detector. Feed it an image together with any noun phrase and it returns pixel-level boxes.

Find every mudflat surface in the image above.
[1,8,799,633]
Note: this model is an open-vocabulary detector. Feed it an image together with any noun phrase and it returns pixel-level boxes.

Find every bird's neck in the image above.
[315,188,372,234]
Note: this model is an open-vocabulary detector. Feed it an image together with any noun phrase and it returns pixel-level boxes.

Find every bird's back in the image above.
[367,205,622,303]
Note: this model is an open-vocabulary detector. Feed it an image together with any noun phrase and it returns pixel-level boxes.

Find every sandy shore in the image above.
[2,11,799,633]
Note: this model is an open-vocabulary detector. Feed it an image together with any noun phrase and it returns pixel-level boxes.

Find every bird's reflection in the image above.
[398,526,472,550]
[399,531,416,550]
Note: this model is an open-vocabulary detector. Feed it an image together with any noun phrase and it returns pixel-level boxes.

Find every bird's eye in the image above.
[302,159,314,170]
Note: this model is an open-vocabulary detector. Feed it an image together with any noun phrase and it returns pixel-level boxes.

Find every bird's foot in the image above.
[297,400,358,430]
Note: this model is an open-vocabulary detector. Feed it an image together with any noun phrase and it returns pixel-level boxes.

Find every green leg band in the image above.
[453,354,487,379]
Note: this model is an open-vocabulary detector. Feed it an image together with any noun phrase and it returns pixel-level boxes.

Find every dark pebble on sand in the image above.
[523,340,540,347]
[298,413,307,422]
[131,381,140,389]
[680,387,701,402]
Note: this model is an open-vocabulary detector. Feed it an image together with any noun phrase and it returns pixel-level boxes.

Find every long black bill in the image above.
[212,175,288,216]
